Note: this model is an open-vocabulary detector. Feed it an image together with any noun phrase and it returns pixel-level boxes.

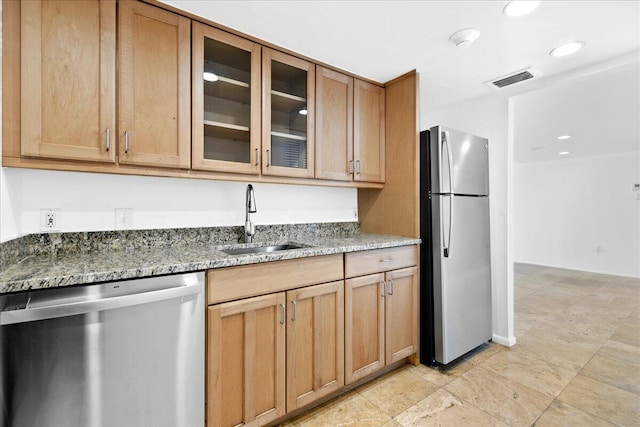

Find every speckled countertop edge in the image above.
[0,233,420,294]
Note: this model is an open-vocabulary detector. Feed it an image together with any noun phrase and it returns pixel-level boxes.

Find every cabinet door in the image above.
[118,0,190,169]
[21,0,116,163]
[354,80,385,183]
[286,281,344,411]
[345,273,385,384]
[315,67,353,181]
[385,267,418,365]
[262,48,315,178]
[192,23,261,174]
[208,293,286,427]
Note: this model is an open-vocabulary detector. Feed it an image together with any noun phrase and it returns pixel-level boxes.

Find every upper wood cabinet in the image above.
[118,0,191,169]
[315,67,353,181]
[191,23,261,174]
[354,80,385,183]
[20,0,116,163]
[262,48,315,178]
[315,68,385,183]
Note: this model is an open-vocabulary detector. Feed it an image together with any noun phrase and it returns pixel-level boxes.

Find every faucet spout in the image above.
[244,184,257,243]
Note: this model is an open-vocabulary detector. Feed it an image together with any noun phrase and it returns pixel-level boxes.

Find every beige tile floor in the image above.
[281,263,640,426]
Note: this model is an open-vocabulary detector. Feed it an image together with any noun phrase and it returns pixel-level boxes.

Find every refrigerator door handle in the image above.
[442,131,454,193]
[442,194,452,258]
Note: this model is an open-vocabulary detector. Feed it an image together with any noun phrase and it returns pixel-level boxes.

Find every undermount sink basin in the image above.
[222,244,306,256]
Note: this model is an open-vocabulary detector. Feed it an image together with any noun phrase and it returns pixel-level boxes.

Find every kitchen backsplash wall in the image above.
[0,168,358,242]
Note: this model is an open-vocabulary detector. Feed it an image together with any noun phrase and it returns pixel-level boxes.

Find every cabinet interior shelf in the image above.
[205,76,250,104]
[271,131,306,141]
[271,90,306,112]
[205,120,250,142]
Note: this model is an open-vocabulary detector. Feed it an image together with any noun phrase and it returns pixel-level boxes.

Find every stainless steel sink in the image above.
[222,244,306,256]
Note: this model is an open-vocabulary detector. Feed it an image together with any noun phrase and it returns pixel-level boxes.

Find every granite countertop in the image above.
[0,231,420,294]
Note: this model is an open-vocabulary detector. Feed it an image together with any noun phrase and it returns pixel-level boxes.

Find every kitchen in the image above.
[1,1,639,426]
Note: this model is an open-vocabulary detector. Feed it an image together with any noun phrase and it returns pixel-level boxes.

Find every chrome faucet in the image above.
[244,184,257,243]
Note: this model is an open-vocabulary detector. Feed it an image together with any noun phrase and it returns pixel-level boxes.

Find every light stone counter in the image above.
[0,223,419,294]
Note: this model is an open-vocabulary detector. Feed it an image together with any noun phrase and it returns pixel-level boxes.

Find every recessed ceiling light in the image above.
[559,151,570,155]
[550,42,585,57]
[449,28,481,48]
[557,135,571,140]
[503,1,540,17]
[203,72,219,82]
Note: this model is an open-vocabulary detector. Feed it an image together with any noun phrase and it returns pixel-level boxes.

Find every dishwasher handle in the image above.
[1,279,201,326]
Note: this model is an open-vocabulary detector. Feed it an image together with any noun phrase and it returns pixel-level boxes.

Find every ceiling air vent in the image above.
[486,68,539,89]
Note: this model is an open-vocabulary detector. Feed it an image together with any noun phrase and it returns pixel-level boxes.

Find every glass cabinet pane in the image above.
[202,37,252,164]
[270,60,308,169]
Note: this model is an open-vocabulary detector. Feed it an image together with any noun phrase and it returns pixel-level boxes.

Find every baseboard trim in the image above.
[493,333,516,347]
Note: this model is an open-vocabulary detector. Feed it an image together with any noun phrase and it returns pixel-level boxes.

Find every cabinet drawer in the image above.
[345,245,417,278]
[207,254,344,304]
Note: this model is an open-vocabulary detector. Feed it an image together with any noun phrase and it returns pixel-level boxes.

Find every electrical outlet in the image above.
[40,209,61,232]
[115,208,133,230]
[596,245,604,253]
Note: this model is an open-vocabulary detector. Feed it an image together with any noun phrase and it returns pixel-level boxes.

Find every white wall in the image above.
[514,151,640,278]
[423,94,515,347]
[0,169,358,241]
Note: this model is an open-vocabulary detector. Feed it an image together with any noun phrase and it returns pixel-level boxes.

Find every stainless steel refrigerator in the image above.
[420,125,492,365]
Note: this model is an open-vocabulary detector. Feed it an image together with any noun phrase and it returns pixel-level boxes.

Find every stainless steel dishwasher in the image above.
[0,272,204,427]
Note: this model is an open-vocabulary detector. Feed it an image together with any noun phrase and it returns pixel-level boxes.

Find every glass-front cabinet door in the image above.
[192,23,261,173]
[262,48,315,178]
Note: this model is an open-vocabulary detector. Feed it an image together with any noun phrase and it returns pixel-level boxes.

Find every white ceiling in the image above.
[514,62,640,162]
[161,0,640,161]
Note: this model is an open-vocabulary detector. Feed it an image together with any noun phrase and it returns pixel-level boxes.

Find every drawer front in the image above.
[207,254,344,304]
[345,245,417,278]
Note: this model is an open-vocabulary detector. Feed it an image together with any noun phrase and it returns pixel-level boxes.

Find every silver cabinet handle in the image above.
[124,130,130,154]
[291,300,297,321]
[380,258,392,263]
[348,160,354,174]
[255,148,259,166]
[381,281,386,298]
[105,128,111,151]
[388,279,394,295]
[356,160,361,174]
[280,303,285,325]
[266,149,271,167]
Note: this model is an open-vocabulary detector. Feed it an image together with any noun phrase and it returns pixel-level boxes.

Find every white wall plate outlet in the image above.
[40,209,61,232]
[115,208,133,230]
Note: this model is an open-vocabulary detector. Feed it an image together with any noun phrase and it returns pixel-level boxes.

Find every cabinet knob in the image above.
[381,281,386,298]
[105,128,111,151]
[388,279,394,295]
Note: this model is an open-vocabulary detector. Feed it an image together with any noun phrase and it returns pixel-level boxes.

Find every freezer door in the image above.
[429,126,489,196]
[431,195,491,364]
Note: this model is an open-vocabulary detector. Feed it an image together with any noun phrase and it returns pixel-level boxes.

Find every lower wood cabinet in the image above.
[287,280,344,411]
[206,246,417,426]
[344,247,418,384]
[207,292,286,427]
